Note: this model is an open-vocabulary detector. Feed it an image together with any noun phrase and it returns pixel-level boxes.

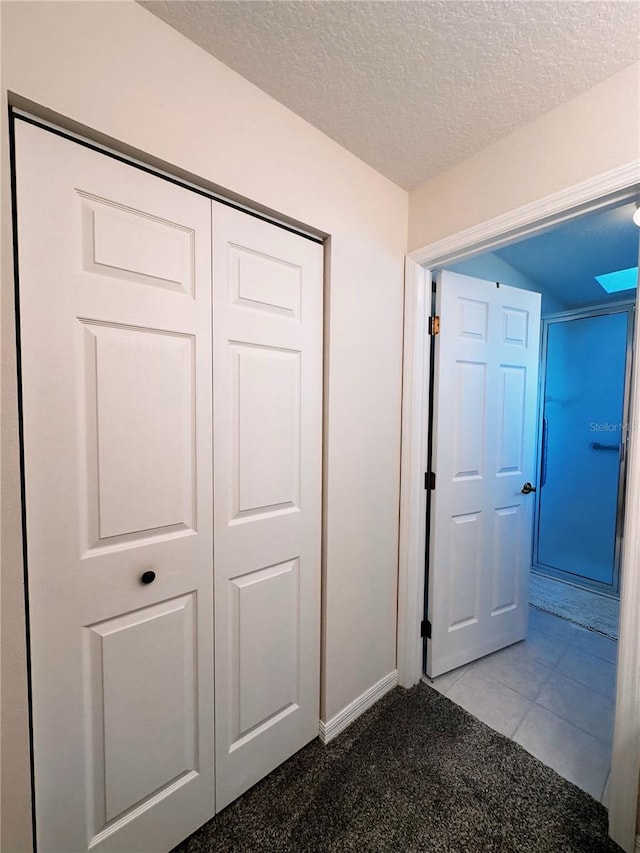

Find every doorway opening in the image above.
[423,199,639,806]
[399,170,640,850]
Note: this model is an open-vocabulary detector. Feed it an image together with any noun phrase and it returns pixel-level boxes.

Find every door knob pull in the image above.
[521,482,536,494]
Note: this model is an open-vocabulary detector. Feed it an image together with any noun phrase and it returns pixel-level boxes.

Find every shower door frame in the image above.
[532,301,636,598]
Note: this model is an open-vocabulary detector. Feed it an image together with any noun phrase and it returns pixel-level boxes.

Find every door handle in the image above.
[540,416,548,488]
[521,482,536,494]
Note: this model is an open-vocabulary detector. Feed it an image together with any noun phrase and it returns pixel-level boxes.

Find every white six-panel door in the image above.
[427,271,541,678]
[15,122,215,852]
[212,203,323,809]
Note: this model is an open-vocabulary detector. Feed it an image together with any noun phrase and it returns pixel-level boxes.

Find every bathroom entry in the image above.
[533,305,634,597]
[423,204,638,811]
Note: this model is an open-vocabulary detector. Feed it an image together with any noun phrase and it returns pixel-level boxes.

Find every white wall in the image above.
[409,62,640,252]
[0,3,407,850]
[447,252,569,314]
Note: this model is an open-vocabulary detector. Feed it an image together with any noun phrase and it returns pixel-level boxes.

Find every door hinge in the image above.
[421,619,432,639]
[424,471,436,490]
[429,315,440,336]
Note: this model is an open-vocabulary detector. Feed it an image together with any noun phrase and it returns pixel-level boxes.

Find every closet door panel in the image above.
[15,121,214,853]
[213,203,323,809]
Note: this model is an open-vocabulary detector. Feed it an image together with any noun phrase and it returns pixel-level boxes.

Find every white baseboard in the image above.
[319,670,398,744]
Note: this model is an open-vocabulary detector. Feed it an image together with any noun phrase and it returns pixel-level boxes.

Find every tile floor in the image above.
[425,606,618,803]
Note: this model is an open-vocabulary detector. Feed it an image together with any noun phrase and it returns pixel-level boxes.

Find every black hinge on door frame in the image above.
[424,471,436,490]
[421,619,432,639]
[429,279,440,335]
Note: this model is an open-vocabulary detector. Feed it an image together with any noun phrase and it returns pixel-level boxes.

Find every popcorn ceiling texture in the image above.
[139,1,640,189]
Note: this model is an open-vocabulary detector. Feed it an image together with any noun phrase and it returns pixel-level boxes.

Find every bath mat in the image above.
[530,572,619,639]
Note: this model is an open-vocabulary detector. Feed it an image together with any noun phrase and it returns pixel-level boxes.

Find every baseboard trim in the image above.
[319,670,398,744]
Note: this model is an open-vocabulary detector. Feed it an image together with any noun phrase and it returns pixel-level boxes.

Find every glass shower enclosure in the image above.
[533,304,635,596]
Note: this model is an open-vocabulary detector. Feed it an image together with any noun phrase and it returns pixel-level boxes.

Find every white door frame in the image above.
[397,161,640,851]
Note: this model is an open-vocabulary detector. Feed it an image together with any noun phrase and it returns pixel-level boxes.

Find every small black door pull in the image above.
[140,570,156,585]
[521,482,537,495]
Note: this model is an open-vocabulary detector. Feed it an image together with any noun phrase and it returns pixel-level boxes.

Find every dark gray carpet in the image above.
[173,683,621,853]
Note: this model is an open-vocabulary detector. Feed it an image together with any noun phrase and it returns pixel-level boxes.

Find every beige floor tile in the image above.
[446,667,532,737]
[528,608,581,640]
[472,642,552,700]
[570,630,618,665]
[513,705,611,799]
[535,670,615,744]
[557,646,617,699]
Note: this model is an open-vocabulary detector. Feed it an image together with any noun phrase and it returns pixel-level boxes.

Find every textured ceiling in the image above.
[138,1,640,189]
[494,203,639,308]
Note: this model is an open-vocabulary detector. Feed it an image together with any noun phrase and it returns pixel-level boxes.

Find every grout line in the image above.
[542,628,617,709]
[530,697,614,754]
[510,701,535,741]
[529,659,556,702]
[565,637,618,666]
[547,665,616,703]
[464,658,552,703]
[600,769,611,804]
[553,650,617,701]
[563,637,603,662]
[529,610,619,652]
[527,621,584,644]
[532,696,614,748]
[423,664,469,696]
[446,666,470,695]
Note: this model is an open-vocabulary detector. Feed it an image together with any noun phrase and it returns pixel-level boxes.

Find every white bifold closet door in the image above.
[15,120,322,853]
[212,203,323,809]
[15,121,215,853]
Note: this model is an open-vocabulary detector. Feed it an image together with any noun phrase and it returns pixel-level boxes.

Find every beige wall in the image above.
[0,3,407,850]
[409,61,640,251]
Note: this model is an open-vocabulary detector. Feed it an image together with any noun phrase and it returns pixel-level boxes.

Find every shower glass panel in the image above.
[534,309,631,593]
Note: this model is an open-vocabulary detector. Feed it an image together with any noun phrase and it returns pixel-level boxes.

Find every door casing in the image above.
[398,163,640,852]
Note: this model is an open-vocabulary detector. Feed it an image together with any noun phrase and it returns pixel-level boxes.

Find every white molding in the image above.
[408,161,640,267]
[397,160,640,847]
[319,671,398,744]
[397,258,429,687]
